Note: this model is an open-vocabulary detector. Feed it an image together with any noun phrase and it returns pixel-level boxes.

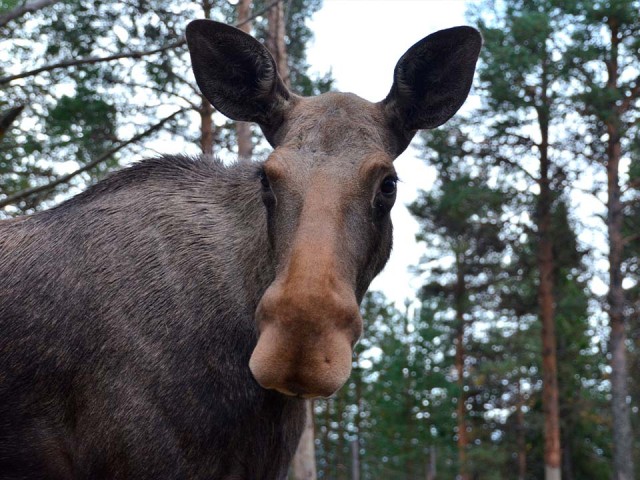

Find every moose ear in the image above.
[381,26,482,146]
[186,20,292,139]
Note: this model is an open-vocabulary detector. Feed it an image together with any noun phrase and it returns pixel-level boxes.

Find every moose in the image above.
[0,20,481,479]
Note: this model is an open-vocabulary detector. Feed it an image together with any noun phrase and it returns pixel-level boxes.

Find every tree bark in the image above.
[536,55,561,480]
[235,0,253,161]
[539,200,561,480]
[199,94,214,156]
[607,108,634,480]
[291,400,317,480]
[605,18,635,480]
[266,0,289,87]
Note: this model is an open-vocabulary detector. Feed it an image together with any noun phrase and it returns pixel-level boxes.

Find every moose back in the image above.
[0,20,481,479]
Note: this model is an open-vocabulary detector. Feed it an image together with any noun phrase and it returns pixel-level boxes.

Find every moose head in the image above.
[186,20,481,398]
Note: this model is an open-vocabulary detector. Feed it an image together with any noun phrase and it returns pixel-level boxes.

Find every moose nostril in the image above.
[251,280,362,398]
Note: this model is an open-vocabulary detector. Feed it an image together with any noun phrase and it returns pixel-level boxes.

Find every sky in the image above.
[306,0,471,307]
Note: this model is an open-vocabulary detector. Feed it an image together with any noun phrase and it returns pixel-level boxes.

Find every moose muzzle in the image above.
[250,274,362,398]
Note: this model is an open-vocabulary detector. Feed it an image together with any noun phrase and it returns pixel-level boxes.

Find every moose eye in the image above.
[258,169,270,191]
[380,176,397,197]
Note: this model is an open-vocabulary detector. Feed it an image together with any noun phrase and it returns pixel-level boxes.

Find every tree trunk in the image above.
[199,94,214,156]
[291,400,317,480]
[605,19,635,480]
[266,0,289,87]
[350,439,360,480]
[536,57,561,480]
[539,210,561,480]
[235,0,253,161]
[426,446,437,480]
[516,385,527,480]
[454,254,469,480]
[607,121,634,480]
[198,0,215,156]
[353,365,362,480]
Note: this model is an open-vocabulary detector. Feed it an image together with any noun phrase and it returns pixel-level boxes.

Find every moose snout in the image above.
[249,280,362,398]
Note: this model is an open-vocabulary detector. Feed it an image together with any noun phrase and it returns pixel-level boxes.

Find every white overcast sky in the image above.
[307,0,470,307]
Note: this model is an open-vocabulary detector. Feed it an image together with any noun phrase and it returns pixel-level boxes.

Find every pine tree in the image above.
[410,123,510,479]
[468,2,577,476]
[556,3,640,476]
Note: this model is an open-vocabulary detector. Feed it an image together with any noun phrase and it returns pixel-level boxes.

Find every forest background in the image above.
[0,1,638,479]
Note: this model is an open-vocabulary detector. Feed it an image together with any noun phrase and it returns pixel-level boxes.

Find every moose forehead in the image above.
[275,92,394,161]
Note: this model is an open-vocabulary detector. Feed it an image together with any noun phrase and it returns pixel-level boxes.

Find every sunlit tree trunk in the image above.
[266,0,289,87]
[199,94,214,155]
[291,400,317,480]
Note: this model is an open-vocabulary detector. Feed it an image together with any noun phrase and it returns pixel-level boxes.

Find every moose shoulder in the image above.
[0,20,481,479]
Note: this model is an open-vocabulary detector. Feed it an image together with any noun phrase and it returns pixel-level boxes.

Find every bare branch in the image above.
[623,232,640,246]
[492,154,540,183]
[108,80,200,109]
[237,0,281,28]
[0,108,186,209]
[0,40,186,85]
[0,0,61,27]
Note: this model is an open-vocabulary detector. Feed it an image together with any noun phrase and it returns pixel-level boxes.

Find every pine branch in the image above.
[0,0,283,86]
[493,154,539,183]
[0,108,186,209]
[0,40,186,85]
[0,0,61,27]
